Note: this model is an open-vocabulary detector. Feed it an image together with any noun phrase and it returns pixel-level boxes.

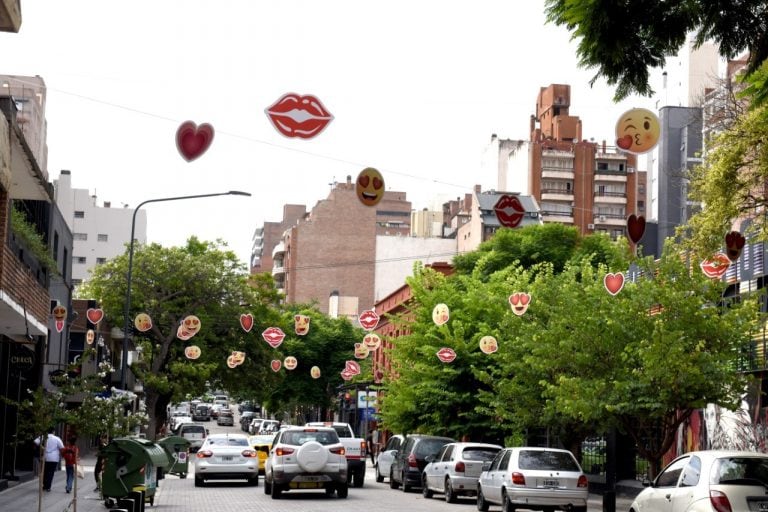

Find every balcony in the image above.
[541,188,574,202]
[541,168,574,180]
[593,191,627,205]
[272,241,285,258]
[540,210,574,223]
[593,213,626,227]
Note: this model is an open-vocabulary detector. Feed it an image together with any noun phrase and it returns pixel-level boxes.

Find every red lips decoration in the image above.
[604,273,625,296]
[340,369,354,381]
[240,313,254,333]
[626,214,646,244]
[358,309,380,331]
[86,308,104,325]
[700,253,731,279]
[436,347,457,363]
[261,327,286,348]
[265,93,334,139]
[493,194,525,228]
[725,231,746,262]
[176,121,214,162]
[344,360,361,376]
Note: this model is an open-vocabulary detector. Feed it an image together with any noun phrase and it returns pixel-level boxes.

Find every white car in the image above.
[630,450,768,512]
[194,433,259,487]
[477,447,588,512]
[264,426,348,499]
[422,442,502,502]
[375,434,404,483]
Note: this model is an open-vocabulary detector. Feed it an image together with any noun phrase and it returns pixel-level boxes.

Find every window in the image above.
[96,257,107,264]
[53,232,59,262]
[75,256,86,264]
[97,234,108,242]
[74,211,85,219]
[655,456,689,487]
[73,233,87,241]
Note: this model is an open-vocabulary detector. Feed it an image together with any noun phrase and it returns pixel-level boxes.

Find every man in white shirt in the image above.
[34,427,64,491]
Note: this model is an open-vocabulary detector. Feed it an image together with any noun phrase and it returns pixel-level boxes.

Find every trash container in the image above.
[102,437,170,507]
[156,435,191,479]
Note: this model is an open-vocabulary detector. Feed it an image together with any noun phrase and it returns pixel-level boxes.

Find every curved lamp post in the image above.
[119,190,251,390]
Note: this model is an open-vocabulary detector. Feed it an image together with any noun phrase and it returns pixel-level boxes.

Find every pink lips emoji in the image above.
[436,347,457,363]
[265,93,334,139]
[494,194,525,228]
[261,327,286,348]
[358,309,380,331]
[344,360,361,375]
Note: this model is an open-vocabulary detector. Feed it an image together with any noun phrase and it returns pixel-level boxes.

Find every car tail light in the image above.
[454,461,465,473]
[511,472,525,485]
[710,490,733,512]
[196,450,213,458]
[241,450,258,458]
[577,475,588,488]
[360,441,367,456]
[407,453,418,468]
[276,447,294,456]
[329,446,346,455]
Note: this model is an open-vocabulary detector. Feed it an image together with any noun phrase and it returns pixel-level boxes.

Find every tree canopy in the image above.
[544,0,768,102]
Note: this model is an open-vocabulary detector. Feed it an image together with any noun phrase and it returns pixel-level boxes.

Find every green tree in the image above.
[78,237,281,438]
[261,305,366,423]
[544,0,768,102]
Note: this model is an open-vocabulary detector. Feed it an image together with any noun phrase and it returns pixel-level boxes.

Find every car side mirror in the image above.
[482,461,491,471]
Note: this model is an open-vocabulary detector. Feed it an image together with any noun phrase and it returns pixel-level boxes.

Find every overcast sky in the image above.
[0,1,660,267]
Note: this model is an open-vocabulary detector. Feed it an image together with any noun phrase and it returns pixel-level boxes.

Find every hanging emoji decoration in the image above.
[508,293,531,316]
[284,356,298,370]
[86,329,95,345]
[270,359,282,372]
[176,120,214,162]
[355,167,385,207]
[432,303,450,326]
[86,308,104,325]
[181,315,201,338]
[358,309,379,331]
[479,336,498,354]
[310,366,321,379]
[615,108,660,154]
[294,314,310,336]
[262,327,286,348]
[239,313,254,333]
[725,231,746,262]
[436,347,457,363]
[604,272,625,296]
[363,333,382,351]
[134,313,152,332]
[184,345,201,360]
[354,343,370,359]
[53,304,67,333]
[265,93,334,139]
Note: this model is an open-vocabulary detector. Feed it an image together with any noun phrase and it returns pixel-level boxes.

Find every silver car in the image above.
[630,450,768,512]
[422,442,502,502]
[375,434,404,483]
[477,447,588,512]
[193,433,259,487]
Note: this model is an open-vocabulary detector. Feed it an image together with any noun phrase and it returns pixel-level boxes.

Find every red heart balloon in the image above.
[239,313,254,333]
[626,214,646,244]
[604,273,625,296]
[176,121,214,162]
[86,308,104,325]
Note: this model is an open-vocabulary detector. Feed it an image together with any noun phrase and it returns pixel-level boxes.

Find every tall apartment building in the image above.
[0,75,48,178]
[275,175,412,318]
[250,204,307,275]
[53,170,146,286]
[522,84,643,239]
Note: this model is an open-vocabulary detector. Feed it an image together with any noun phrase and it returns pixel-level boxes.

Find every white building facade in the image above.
[53,170,146,286]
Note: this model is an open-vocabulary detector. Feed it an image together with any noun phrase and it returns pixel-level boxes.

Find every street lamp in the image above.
[119,190,252,390]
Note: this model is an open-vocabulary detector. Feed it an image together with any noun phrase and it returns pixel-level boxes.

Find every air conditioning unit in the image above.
[599,215,607,222]
[587,224,595,230]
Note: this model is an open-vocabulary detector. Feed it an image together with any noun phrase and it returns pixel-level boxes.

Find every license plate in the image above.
[542,479,559,488]
[290,482,321,489]
[221,456,233,462]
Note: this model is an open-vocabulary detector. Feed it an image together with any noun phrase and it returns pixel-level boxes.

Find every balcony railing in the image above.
[594,191,626,198]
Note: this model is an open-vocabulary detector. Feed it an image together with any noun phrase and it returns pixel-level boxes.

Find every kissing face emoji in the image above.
[479,335,498,354]
[615,108,660,154]
[356,167,385,207]
[182,315,201,336]
[432,303,450,326]
[294,314,310,336]
[231,351,246,365]
[134,313,152,332]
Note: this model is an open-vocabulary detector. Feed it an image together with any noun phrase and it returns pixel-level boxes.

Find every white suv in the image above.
[264,426,348,499]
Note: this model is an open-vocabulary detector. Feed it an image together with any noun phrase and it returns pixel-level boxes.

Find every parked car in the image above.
[177,423,208,452]
[376,434,404,483]
[476,447,588,512]
[249,418,264,435]
[194,433,259,487]
[240,411,257,431]
[422,442,502,502]
[629,450,768,512]
[259,419,281,434]
[170,413,192,433]
[248,434,276,474]
[217,410,235,426]
[389,434,456,492]
[192,404,212,422]
[210,403,224,419]
[264,426,349,499]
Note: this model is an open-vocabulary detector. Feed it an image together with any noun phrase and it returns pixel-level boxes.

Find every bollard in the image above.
[603,490,616,512]
[129,490,145,512]
[117,498,136,512]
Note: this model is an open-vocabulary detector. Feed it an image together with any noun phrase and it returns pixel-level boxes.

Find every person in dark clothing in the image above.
[94,434,108,492]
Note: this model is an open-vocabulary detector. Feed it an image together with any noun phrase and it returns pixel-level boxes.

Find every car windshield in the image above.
[463,448,501,461]
[282,430,338,445]
[183,426,205,434]
[518,450,580,471]
[712,457,768,486]
[332,426,352,438]
[207,436,248,446]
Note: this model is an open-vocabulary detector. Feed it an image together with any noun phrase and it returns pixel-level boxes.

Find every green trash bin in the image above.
[156,436,191,479]
[102,437,170,507]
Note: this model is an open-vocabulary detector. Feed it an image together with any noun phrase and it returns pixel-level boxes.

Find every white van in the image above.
[178,423,207,452]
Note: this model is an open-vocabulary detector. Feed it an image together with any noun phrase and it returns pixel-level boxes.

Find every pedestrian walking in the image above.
[94,434,109,492]
[35,427,64,492]
[366,430,376,464]
[61,435,79,493]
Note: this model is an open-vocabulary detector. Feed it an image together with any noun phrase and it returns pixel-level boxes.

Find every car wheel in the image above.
[179,473,187,479]
[194,476,204,487]
[389,468,400,489]
[422,475,433,498]
[337,483,349,498]
[571,508,587,512]
[375,466,384,483]
[271,484,282,499]
[445,477,457,503]
[247,475,258,486]
[264,475,272,494]
[402,471,411,492]
[502,489,515,512]
[325,486,335,497]
[353,468,364,488]
[477,487,489,512]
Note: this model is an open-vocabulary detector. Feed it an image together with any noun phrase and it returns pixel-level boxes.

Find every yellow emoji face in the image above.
[479,335,498,354]
[363,333,382,351]
[185,345,201,360]
[354,343,370,359]
[231,351,246,365]
[294,314,310,336]
[356,167,385,206]
[310,366,321,379]
[53,304,67,321]
[615,108,660,154]
[182,315,201,336]
[134,313,152,332]
[226,355,238,368]
[432,303,450,326]
[284,356,298,370]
